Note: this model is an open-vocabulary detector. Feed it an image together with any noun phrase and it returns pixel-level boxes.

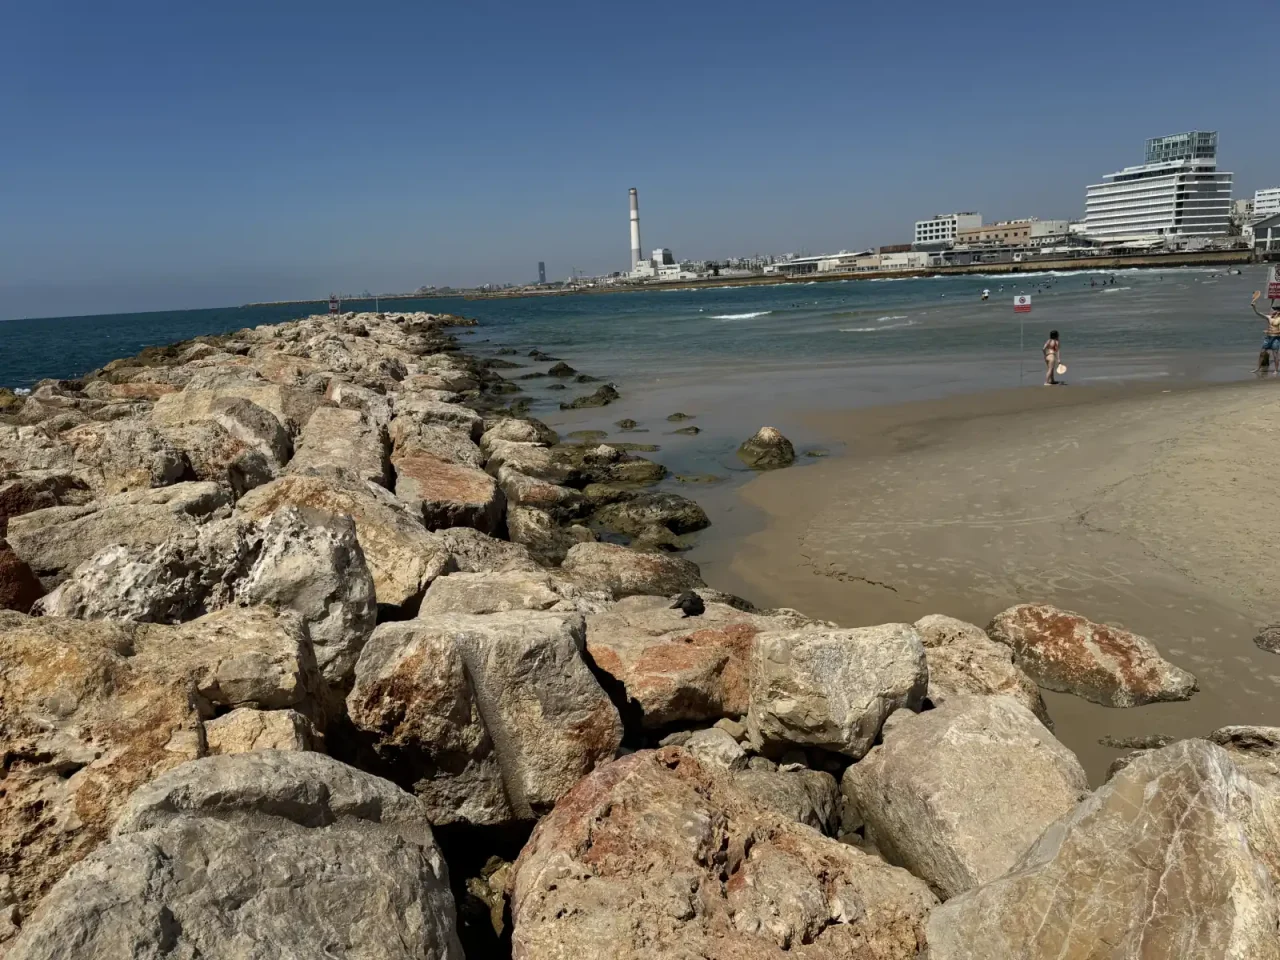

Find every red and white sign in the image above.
[1268,265,1280,301]
[1013,295,1032,313]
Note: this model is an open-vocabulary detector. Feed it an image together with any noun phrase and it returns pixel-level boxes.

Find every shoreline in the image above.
[721,376,1280,782]
[468,248,1253,299]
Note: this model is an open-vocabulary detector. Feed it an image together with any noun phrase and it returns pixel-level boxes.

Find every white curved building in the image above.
[1083,132,1232,241]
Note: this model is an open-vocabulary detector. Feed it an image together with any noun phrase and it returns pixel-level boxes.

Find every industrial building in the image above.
[1082,131,1233,241]
[914,212,982,248]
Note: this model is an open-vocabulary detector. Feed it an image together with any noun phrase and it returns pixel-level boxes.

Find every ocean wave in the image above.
[1100,286,1132,293]
[840,319,918,332]
[875,315,909,322]
[711,311,772,320]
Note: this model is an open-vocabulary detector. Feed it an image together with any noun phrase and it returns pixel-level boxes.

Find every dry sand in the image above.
[722,378,1280,781]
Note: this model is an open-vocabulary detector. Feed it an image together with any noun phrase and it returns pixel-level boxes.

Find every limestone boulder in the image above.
[681,726,749,771]
[5,752,463,960]
[737,425,795,469]
[734,766,840,835]
[482,438,572,482]
[35,507,375,689]
[914,613,1050,726]
[348,612,622,823]
[151,380,322,436]
[987,603,1198,707]
[747,624,928,760]
[0,607,322,929]
[5,481,229,585]
[392,447,504,533]
[927,739,1280,959]
[390,397,484,442]
[497,464,586,520]
[160,418,279,496]
[511,747,937,959]
[388,420,483,466]
[506,504,593,564]
[418,569,606,616]
[432,525,541,573]
[479,417,557,452]
[236,474,451,611]
[286,405,391,487]
[0,420,186,494]
[205,707,318,754]
[561,541,706,598]
[0,471,92,535]
[1206,725,1280,789]
[585,594,816,728]
[844,694,1088,899]
[325,378,394,426]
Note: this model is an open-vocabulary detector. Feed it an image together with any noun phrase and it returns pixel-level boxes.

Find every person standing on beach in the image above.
[1251,292,1280,375]
[1044,330,1062,386]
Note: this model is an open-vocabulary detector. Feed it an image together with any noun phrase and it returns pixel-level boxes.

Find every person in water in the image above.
[1251,292,1280,375]
[1043,329,1062,386]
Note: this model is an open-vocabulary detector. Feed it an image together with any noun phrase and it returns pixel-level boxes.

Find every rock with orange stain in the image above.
[510,747,936,960]
[561,541,705,599]
[584,594,819,729]
[0,606,323,937]
[987,604,1197,708]
[392,448,504,534]
[348,611,621,824]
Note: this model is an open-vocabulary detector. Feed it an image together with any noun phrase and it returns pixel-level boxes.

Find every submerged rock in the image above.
[559,383,619,409]
[987,603,1197,707]
[591,491,710,538]
[5,752,463,960]
[1254,622,1280,654]
[510,748,936,960]
[737,425,796,469]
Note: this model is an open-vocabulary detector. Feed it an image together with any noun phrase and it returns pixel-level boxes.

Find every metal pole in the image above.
[1019,317,1024,383]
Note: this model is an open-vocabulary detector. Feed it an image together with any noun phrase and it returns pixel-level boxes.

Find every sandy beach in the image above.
[719,378,1280,781]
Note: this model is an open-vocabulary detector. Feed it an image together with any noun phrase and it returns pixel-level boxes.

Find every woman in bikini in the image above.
[1043,329,1061,386]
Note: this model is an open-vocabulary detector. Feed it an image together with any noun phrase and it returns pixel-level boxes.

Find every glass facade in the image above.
[1144,131,1217,164]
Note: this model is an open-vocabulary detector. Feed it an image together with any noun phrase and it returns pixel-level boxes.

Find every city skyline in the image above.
[3,0,1278,321]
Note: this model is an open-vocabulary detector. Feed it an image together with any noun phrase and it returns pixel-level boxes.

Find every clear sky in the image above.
[2,0,1276,320]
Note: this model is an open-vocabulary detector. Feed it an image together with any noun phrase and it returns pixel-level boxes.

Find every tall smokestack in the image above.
[629,188,642,272]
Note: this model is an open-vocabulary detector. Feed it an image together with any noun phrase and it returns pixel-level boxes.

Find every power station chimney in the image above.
[629,188,642,272]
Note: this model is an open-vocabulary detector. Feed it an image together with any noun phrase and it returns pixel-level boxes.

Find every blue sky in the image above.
[2,0,1276,319]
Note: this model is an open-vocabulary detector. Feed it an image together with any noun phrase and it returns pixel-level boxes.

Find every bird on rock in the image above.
[670,591,705,618]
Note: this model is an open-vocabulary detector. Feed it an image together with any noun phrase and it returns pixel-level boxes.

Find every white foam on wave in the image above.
[840,319,918,332]
[711,311,772,320]
[875,315,909,322]
[1101,286,1132,293]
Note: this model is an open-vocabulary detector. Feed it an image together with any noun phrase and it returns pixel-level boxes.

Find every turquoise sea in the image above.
[1,266,1268,398]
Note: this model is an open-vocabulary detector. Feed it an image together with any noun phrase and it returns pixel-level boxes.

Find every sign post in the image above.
[1268,265,1280,302]
[1014,296,1032,383]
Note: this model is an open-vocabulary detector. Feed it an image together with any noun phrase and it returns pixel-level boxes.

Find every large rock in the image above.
[0,607,322,930]
[511,747,936,959]
[479,417,557,452]
[35,507,376,689]
[160,418,279,496]
[237,474,451,611]
[348,612,622,823]
[388,421,483,466]
[505,504,592,565]
[5,752,463,960]
[482,438,572,483]
[561,541,706,598]
[0,471,92,535]
[496,464,585,520]
[748,623,928,760]
[734,766,840,835]
[844,694,1088,899]
[287,405,391,487]
[392,446,504,533]
[5,481,229,585]
[987,603,1198,707]
[737,425,795,469]
[418,569,604,617]
[914,613,1050,726]
[591,491,711,536]
[927,739,1280,959]
[151,380,323,435]
[55,419,187,494]
[432,525,541,573]
[585,594,817,729]
[205,707,318,754]
[0,540,44,613]
[389,397,484,443]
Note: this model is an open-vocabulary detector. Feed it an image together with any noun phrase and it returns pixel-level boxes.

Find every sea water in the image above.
[1,265,1266,399]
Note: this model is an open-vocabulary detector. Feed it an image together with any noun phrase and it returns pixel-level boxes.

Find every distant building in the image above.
[652,248,675,266]
[914,212,982,248]
[1082,131,1232,241]
[956,219,1034,246]
[1252,213,1280,257]
[1253,188,1280,220]
[537,261,546,284]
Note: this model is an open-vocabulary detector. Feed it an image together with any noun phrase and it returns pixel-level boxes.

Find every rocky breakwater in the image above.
[1,308,1273,960]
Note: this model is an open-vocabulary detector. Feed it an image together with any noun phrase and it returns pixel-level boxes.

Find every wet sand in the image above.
[717,378,1280,782]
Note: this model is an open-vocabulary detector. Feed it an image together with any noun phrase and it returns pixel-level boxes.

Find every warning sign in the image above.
[1013,295,1032,313]
[1268,265,1280,301]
